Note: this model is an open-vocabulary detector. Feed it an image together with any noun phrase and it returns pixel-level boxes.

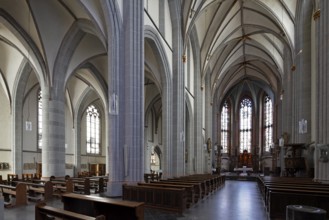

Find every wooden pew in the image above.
[51,179,74,195]
[62,177,105,195]
[258,176,329,219]
[122,184,186,214]
[35,202,105,220]
[62,193,144,220]
[0,183,27,207]
[166,178,208,198]
[12,181,53,201]
[258,176,325,204]
[263,182,329,205]
[22,173,34,182]
[28,181,53,201]
[33,173,41,180]
[144,173,159,183]
[70,178,91,195]
[87,177,107,193]
[157,180,202,202]
[175,174,221,192]
[7,174,18,186]
[70,176,108,195]
[267,187,329,219]
[33,177,74,195]
[194,174,225,190]
[138,182,195,208]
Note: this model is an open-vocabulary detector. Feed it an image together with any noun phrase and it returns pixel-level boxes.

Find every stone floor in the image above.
[3,180,268,220]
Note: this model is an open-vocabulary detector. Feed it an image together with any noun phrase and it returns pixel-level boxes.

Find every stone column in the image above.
[316,1,329,143]
[189,29,203,174]
[104,0,145,197]
[74,112,81,177]
[292,0,313,143]
[122,1,144,184]
[169,0,185,177]
[41,88,66,177]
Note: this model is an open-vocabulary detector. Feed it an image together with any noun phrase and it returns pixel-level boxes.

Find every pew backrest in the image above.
[35,202,105,220]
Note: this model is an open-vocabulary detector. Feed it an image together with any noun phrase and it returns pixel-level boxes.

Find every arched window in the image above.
[239,97,253,153]
[221,101,230,153]
[264,95,273,152]
[38,90,42,149]
[86,105,100,154]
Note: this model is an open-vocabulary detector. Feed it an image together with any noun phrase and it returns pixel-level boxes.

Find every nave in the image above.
[3,180,267,220]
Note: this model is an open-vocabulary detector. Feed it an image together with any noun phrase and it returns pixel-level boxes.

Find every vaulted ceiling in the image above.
[0,0,108,110]
[0,0,299,110]
[182,0,297,102]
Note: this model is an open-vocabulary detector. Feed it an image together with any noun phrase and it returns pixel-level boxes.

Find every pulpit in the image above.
[284,143,306,176]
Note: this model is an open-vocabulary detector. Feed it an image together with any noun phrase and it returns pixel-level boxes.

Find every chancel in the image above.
[0,0,329,220]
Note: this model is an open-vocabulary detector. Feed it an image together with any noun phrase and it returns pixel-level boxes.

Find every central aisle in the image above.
[177,180,268,220]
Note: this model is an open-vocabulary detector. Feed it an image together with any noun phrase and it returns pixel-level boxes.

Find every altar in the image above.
[238,150,253,167]
[234,166,253,176]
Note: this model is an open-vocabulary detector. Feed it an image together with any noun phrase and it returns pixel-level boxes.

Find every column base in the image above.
[105,181,123,197]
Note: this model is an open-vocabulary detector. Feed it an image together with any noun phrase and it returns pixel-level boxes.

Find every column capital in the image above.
[313,9,320,21]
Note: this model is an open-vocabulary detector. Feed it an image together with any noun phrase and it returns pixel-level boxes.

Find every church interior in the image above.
[0,0,329,219]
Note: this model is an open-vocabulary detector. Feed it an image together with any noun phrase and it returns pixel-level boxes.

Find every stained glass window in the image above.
[239,98,252,153]
[221,101,230,153]
[264,95,273,152]
[86,105,100,154]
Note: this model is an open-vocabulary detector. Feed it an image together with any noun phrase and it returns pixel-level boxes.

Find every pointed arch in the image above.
[144,26,172,177]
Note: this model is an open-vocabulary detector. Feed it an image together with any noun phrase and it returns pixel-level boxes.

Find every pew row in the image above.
[51,179,74,195]
[0,183,27,207]
[35,202,105,220]
[138,182,195,208]
[70,177,106,194]
[258,176,329,219]
[156,180,202,202]
[62,193,144,220]
[122,184,186,214]
[12,181,53,201]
